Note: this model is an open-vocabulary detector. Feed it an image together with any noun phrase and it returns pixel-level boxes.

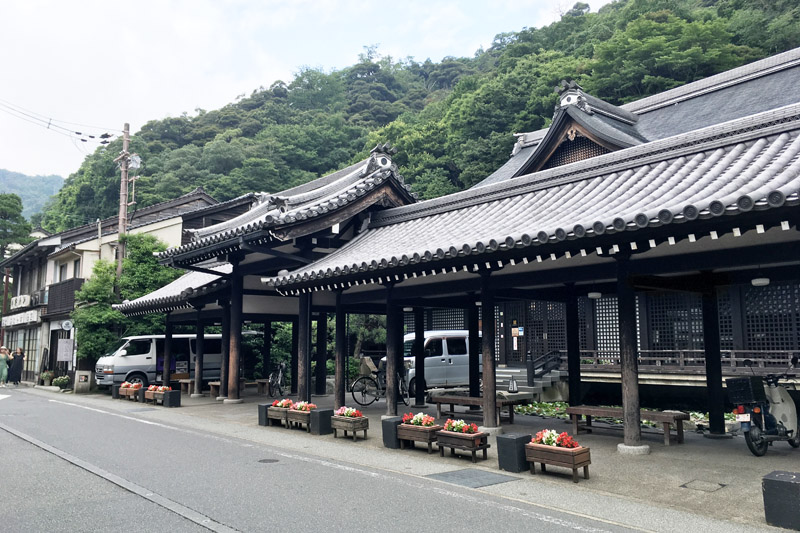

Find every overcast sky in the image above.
[0,0,609,179]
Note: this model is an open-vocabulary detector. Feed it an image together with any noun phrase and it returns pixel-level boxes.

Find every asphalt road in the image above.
[0,389,643,533]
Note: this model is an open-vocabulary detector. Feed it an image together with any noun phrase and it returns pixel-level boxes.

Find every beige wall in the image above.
[48,217,184,283]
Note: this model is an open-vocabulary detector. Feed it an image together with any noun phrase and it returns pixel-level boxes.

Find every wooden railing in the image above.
[554,349,799,375]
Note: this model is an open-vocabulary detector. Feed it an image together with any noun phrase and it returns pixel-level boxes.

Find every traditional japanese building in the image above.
[122,47,800,452]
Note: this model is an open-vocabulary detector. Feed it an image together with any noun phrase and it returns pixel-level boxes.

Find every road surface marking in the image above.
[0,421,240,533]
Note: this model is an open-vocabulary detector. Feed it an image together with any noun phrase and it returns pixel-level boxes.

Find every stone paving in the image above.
[21,382,797,532]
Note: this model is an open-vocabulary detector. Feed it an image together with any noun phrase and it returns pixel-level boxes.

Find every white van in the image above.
[94,334,226,387]
[401,330,481,396]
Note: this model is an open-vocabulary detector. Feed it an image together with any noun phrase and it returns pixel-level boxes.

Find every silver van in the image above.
[401,330,481,396]
[95,334,226,387]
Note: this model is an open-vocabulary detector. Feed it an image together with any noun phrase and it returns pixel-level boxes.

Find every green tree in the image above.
[72,234,182,361]
[0,194,32,258]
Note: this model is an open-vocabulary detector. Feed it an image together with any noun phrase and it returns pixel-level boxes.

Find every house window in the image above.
[73,258,81,278]
[58,263,67,282]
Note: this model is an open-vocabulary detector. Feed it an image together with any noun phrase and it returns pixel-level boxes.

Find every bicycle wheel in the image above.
[268,372,278,397]
[277,373,285,396]
[351,376,379,406]
[398,374,410,406]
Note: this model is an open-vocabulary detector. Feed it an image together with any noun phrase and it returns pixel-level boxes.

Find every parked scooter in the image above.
[728,356,799,456]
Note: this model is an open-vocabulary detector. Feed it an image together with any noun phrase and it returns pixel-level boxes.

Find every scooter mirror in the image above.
[743,359,753,367]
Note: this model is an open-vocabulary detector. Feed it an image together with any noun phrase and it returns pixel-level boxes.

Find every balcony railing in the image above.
[45,278,84,316]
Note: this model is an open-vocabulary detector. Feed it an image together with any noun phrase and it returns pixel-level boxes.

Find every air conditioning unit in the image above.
[10,294,30,309]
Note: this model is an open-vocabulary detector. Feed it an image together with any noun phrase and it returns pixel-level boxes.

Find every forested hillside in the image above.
[0,169,63,220]
[38,0,800,232]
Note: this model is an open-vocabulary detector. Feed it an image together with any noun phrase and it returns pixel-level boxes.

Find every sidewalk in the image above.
[22,384,795,532]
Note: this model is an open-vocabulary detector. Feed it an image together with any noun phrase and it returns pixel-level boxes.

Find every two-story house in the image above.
[0,188,256,382]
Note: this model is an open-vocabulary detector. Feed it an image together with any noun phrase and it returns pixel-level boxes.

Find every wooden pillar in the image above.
[193,309,205,397]
[219,302,230,399]
[385,284,398,416]
[565,286,582,406]
[162,315,172,386]
[480,274,497,427]
[314,312,327,396]
[468,301,480,398]
[225,259,243,403]
[297,293,312,402]
[290,317,299,395]
[616,254,642,446]
[413,307,426,406]
[334,292,346,410]
[702,285,725,434]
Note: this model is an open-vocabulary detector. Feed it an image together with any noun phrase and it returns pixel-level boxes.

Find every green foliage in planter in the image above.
[52,375,70,388]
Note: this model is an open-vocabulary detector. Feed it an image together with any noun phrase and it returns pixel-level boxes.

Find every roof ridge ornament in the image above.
[556,78,592,114]
[366,143,397,174]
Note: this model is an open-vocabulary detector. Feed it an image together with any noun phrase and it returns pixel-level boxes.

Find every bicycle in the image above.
[268,362,287,397]
[351,367,410,407]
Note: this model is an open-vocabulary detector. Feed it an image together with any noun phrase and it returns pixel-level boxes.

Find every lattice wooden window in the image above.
[594,296,619,356]
[743,282,800,352]
[646,292,703,351]
[430,308,466,330]
[541,136,611,170]
[717,288,734,351]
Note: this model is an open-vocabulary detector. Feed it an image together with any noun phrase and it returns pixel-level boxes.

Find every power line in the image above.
[0,97,122,134]
[0,98,120,146]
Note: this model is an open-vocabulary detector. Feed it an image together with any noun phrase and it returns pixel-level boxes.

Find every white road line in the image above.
[0,421,239,533]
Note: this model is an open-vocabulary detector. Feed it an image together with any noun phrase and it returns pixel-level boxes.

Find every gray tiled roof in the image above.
[476,47,800,188]
[158,151,415,262]
[269,102,800,288]
[113,263,232,316]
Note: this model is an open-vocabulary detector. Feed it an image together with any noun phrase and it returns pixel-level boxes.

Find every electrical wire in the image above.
[0,97,120,146]
[0,97,122,134]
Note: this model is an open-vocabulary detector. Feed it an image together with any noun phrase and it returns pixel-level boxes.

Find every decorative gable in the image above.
[515,80,648,176]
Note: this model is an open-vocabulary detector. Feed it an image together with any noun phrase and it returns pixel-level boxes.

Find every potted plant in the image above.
[436,419,490,462]
[525,429,591,483]
[287,401,316,432]
[331,406,369,441]
[267,398,293,427]
[40,370,54,387]
[52,375,70,390]
[397,412,443,453]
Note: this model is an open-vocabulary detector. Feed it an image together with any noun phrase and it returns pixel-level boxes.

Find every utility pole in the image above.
[113,123,130,281]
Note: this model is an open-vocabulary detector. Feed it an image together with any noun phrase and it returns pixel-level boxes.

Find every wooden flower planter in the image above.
[331,416,369,441]
[120,387,140,401]
[287,409,312,432]
[267,406,291,428]
[436,430,490,463]
[397,424,443,453]
[525,443,591,483]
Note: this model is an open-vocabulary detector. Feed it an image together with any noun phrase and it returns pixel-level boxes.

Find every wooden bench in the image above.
[257,379,269,395]
[431,392,534,426]
[179,379,194,394]
[565,405,690,446]
[208,378,247,398]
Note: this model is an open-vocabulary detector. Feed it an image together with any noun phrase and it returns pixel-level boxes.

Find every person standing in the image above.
[0,346,9,387]
[8,347,24,386]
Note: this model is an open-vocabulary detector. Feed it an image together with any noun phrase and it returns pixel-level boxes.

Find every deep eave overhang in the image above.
[269,103,800,291]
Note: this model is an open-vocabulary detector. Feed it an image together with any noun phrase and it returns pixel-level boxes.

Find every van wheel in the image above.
[127,373,148,388]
